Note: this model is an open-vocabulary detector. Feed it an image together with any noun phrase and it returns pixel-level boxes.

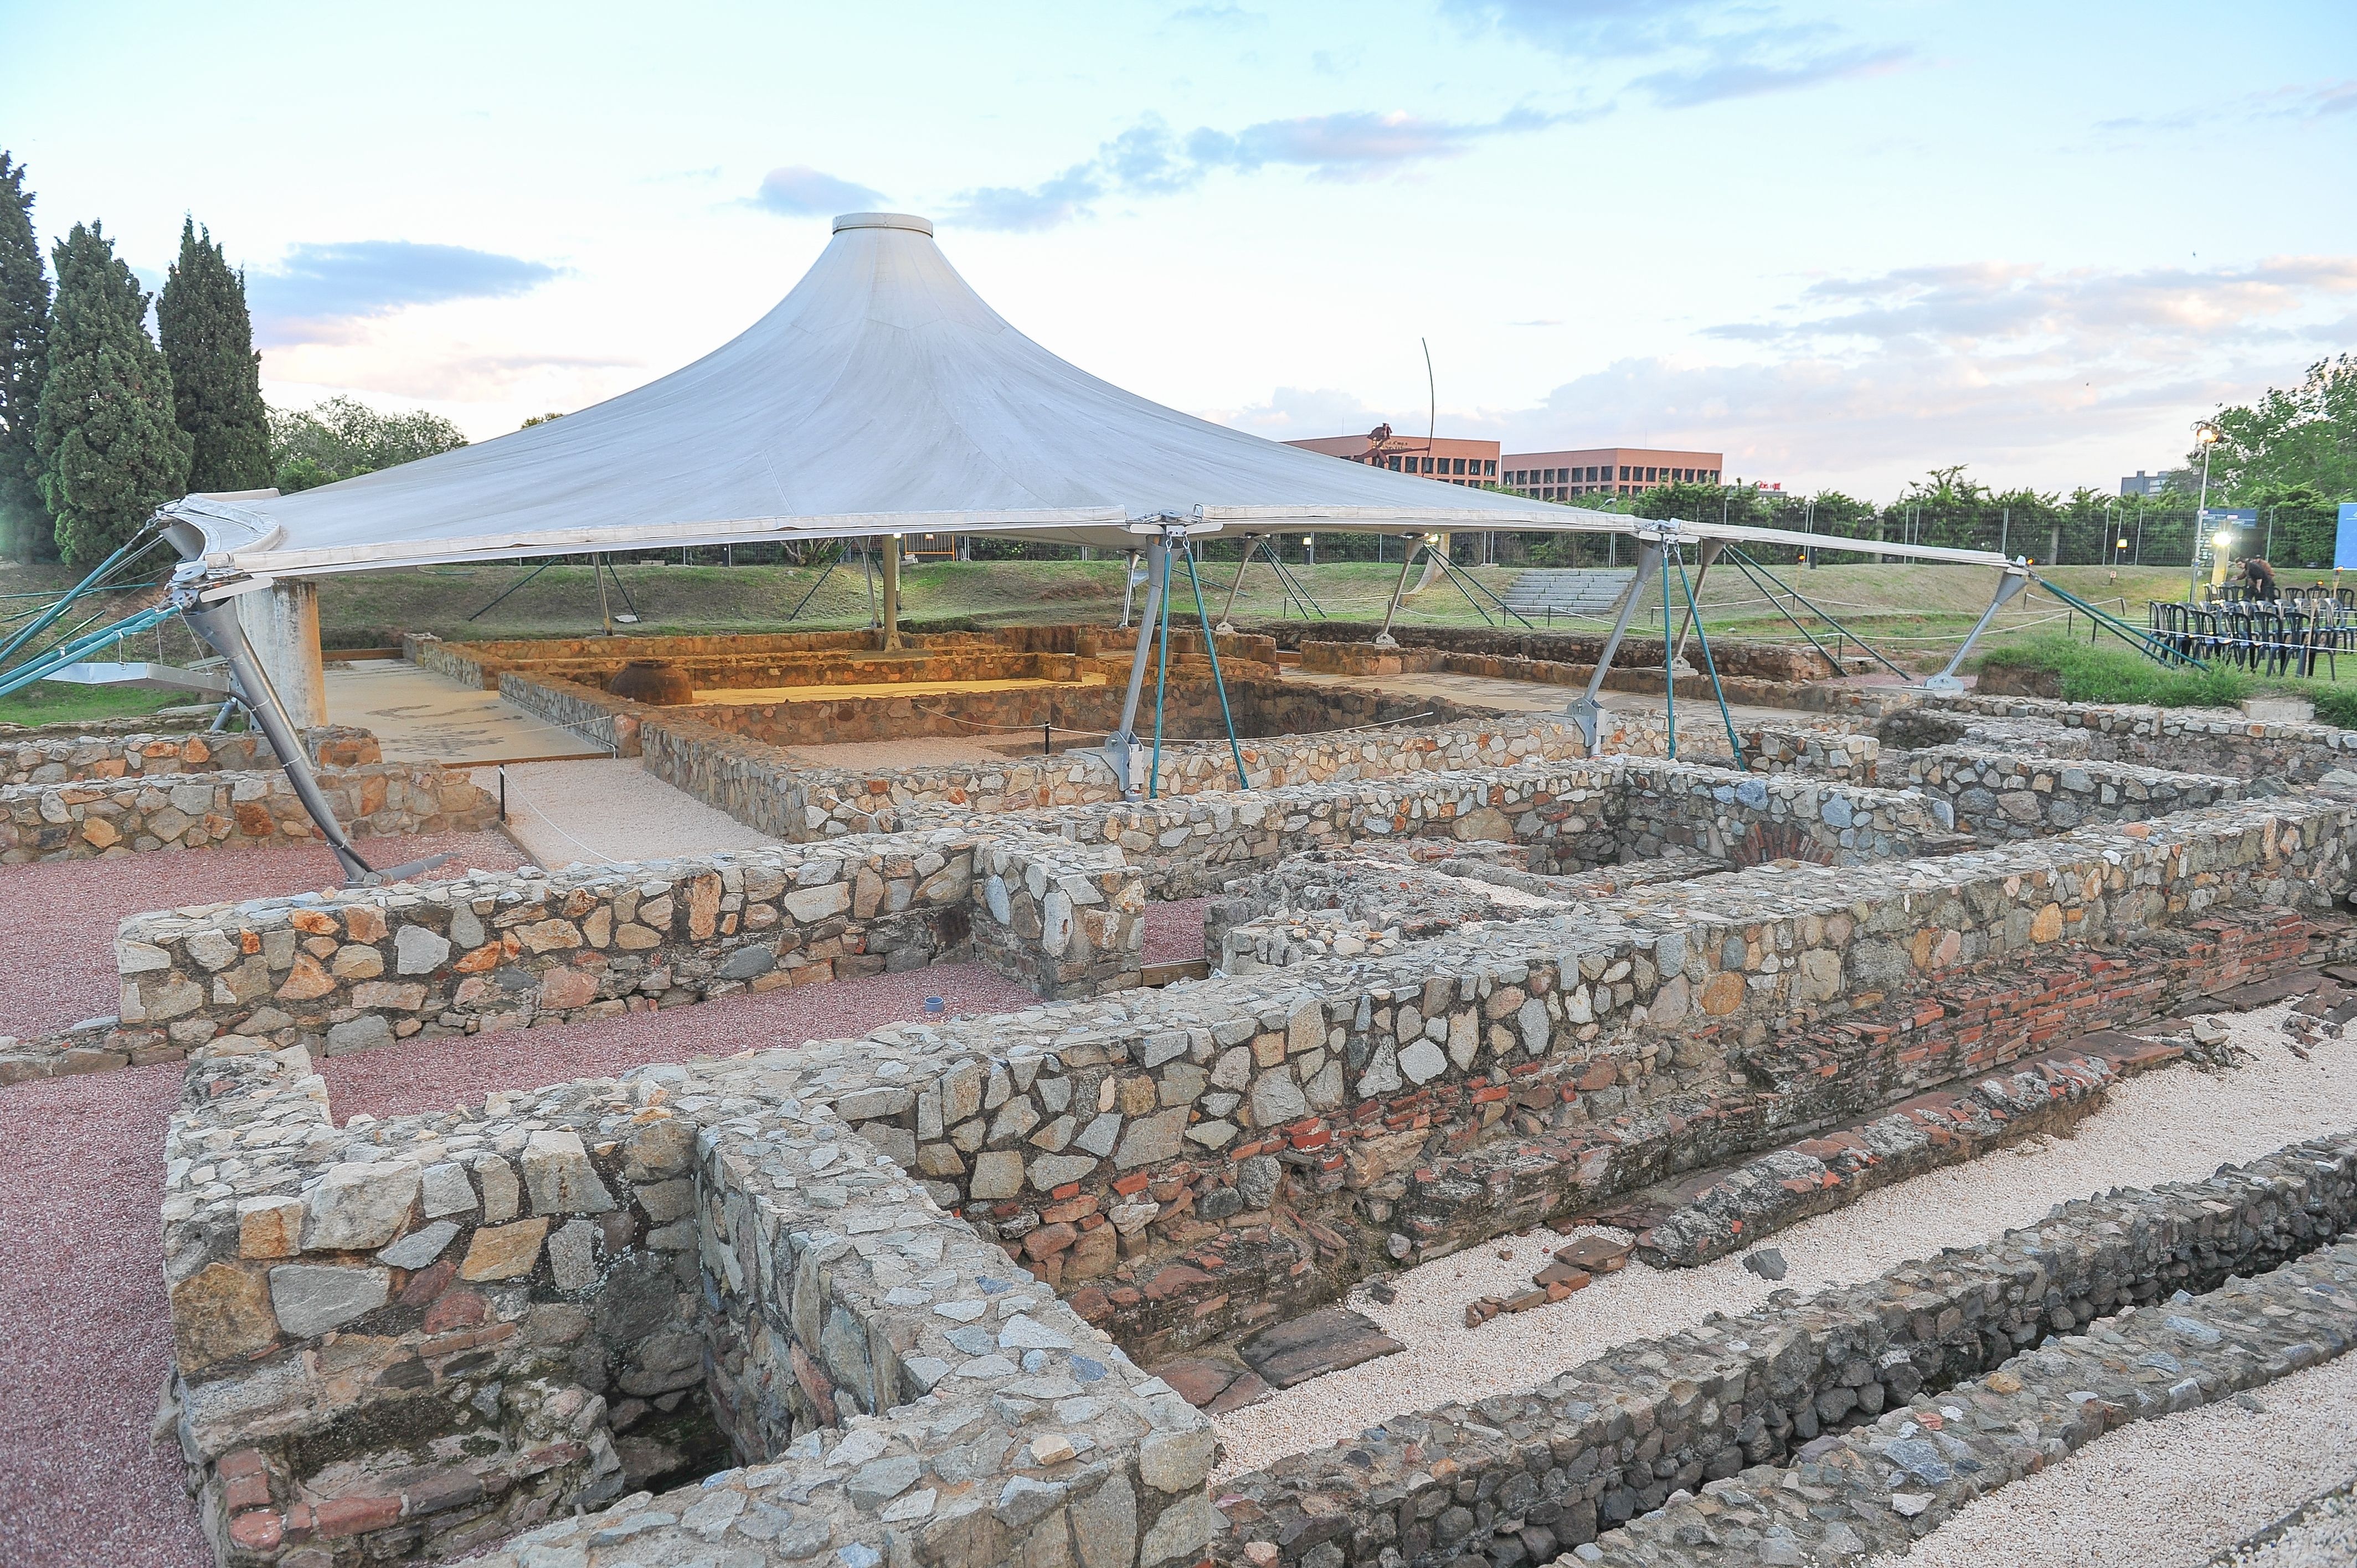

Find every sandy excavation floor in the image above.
[1211,999,2357,1479]
[1867,1353,2357,1567]
[485,757,777,867]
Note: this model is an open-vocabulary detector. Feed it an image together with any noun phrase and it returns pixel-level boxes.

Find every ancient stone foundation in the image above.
[136,679,2357,1568]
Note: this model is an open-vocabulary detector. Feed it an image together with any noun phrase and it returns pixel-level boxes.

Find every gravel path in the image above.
[1212,1001,2357,1478]
[2217,1476,2357,1568]
[323,961,1036,1122]
[0,831,522,1040]
[0,1061,210,1568]
[487,758,775,868]
[1871,1355,2357,1568]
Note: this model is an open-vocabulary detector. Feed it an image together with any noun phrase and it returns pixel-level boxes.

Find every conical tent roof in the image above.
[162,212,2005,578]
[163,213,1579,577]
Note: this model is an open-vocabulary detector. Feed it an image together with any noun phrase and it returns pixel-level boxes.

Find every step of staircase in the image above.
[1500,568,1635,618]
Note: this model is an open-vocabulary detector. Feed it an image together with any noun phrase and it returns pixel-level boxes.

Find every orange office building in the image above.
[1500,447,1723,502]
[1285,429,1500,486]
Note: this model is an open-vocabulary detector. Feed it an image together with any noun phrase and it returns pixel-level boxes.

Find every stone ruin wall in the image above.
[142,686,2357,1568]
[405,623,1221,692]
[1886,749,2245,840]
[164,1041,1217,1568]
[104,828,1144,1071]
[157,778,2357,1568]
[1215,1133,2357,1568]
[2,760,495,865]
[4,723,380,784]
[760,786,2357,1361]
[80,756,1898,1081]
[636,700,1670,842]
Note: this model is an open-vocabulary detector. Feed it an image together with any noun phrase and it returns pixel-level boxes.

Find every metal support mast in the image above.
[1567,532,1667,751]
[1921,561,2030,694]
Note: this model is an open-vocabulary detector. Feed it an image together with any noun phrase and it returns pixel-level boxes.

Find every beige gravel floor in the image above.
[1869,1356,2357,1567]
[1211,1000,2357,1479]
[481,757,776,867]
[324,659,603,762]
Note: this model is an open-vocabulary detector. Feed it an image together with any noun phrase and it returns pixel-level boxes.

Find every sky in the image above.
[7,0,2355,503]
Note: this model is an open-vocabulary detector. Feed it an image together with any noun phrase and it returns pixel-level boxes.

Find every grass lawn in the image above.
[0,679,186,729]
[7,553,2354,692]
[1972,633,2357,725]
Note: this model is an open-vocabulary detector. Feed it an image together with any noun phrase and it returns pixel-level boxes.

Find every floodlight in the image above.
[2213,529,2235,548]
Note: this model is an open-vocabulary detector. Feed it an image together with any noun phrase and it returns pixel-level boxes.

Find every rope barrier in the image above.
[492,765,619,865]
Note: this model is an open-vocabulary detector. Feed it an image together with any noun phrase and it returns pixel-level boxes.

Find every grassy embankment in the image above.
[6,554,2354,726]
[1974,635,2357,726]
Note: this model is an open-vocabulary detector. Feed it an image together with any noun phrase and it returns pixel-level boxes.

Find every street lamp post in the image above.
[2186,421,2221,604]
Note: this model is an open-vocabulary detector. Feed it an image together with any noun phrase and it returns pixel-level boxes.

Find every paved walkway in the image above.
[325,659,601,764]
[490,758,776,868]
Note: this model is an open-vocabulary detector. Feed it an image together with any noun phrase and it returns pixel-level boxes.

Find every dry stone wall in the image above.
[1924,693,2357,780]
[1,761,493,865]
[1887,748,2243,841]
[1212,1131,2357,1568]
[649,787,2357,1360]
[165,1037,1217,1568]
[996,759,1944,900]
[641,700,1670,842]
[1576,1237,2357,1568]
[4,723,379,784]
[110,829,1144,1070]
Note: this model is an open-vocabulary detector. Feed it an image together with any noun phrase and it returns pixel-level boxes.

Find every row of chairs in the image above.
[2148,599,2352,677]
[2211,583,2357,609]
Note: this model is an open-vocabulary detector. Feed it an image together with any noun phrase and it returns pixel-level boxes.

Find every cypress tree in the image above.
[33,221,192,563]
[0,152,49,563]
[158,216,270,492]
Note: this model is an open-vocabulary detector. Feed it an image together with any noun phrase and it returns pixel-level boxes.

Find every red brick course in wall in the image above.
[1062,906,2340,1361]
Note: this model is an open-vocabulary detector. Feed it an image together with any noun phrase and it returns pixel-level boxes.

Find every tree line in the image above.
[0,153,467,565]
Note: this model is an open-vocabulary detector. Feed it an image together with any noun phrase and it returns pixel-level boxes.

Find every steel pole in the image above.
[1375,537,1420,647]
[1567,538,1663,750]
[1215,536,1258,633]
[1101,538,1170,798]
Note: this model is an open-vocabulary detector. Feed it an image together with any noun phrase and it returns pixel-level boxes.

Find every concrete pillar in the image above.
[244,579,328,729]
[879,543,903,650]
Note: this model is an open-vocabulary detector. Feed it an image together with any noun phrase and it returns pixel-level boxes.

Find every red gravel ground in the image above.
[0,884,1210,1568]
[0,832,524,1041]
[324,961,1041,1122]
[328,898,1212,1123]
[0,1061,210,1568]
[1144,896,1210,965]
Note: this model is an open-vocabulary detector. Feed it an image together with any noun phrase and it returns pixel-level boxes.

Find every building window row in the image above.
[1357,453,1499,478]
[1505,465,1720,488]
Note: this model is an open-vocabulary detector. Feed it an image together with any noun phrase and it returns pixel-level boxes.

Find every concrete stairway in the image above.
[1499,568,1635,621]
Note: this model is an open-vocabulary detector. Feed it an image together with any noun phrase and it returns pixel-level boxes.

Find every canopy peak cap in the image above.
[833,212,934,236]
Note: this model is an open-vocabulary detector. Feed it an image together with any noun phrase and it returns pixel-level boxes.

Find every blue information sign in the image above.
[2339,502,2357,571]
[2200,507,2259,530]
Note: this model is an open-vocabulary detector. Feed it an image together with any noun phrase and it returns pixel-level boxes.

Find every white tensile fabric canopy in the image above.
[159,212,2004,578]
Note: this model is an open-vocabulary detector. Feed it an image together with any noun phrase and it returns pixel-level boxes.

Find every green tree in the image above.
[2201,355,2357,503]
[266,394,467,492]
[0,152,49,563]
[158,216,270,493]
[32,221,191,563]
